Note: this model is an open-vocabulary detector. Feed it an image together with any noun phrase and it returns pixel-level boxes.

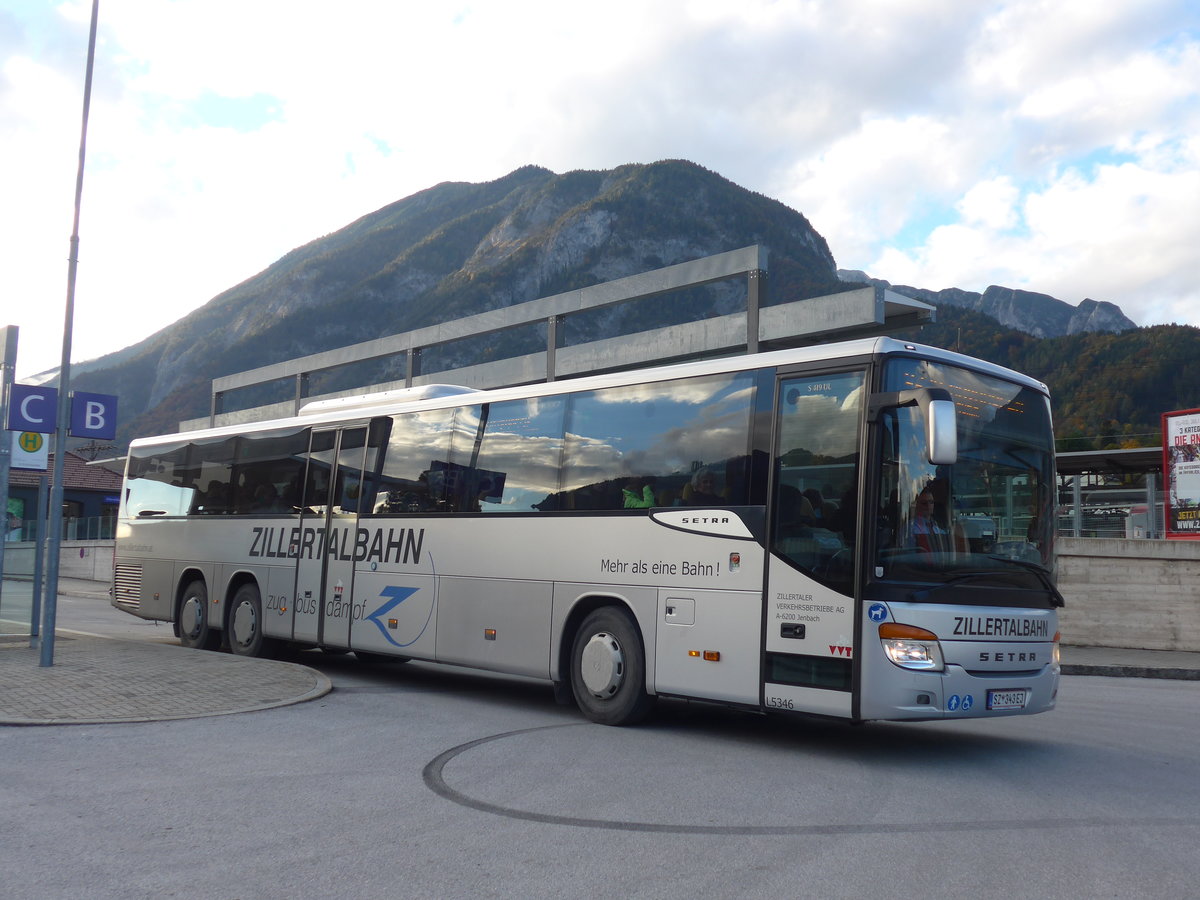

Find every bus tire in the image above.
[228,583,270,657]
[177,580,219,651]
[570,606,655,726]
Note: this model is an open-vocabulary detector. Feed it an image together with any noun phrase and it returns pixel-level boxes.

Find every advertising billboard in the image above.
[1163,407,1200,540]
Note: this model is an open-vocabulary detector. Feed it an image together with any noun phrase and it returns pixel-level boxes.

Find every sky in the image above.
[3,0,1198,381]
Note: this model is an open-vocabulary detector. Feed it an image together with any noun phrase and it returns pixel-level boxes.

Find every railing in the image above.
[1056,473,1167,540]
[4,516,116,543]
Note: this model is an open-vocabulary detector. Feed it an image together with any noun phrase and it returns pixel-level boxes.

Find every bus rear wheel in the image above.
[570,607,655,726]
[228,584,270,657]
[177,580,219,651]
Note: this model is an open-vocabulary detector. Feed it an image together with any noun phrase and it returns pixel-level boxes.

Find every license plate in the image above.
[987,689,1029,710]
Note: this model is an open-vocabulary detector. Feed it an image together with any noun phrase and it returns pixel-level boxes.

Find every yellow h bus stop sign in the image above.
[12,430,48,471]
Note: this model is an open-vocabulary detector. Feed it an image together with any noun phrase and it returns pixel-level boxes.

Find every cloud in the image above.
[3,0,1199,383]
[873,139,1200,321]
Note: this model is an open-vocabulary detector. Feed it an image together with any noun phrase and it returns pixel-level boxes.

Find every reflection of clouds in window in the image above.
[562,374,753,489]
[475,430,562,502]
[625,416,746,474]
[591,375,741,406]
[453,406,482,432]
[561,434,622,489]
[842,383,864,412]
[387,430,448,462]
[128,480,195,516]
[782,393,859,458]
[383,411,453,470]
[470,398,567,508]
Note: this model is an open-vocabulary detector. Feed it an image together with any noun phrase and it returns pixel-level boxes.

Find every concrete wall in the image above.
[3,540,114,583]
[1057,537,1200,651]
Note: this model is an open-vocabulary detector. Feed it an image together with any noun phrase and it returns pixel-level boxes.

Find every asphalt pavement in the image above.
[1,576,1197,726]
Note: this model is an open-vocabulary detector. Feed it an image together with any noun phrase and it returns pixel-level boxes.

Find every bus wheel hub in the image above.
[580,632,624,697]
[232,603,256,646]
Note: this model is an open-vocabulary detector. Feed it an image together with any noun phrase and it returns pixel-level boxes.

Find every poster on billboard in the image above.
[1163,407,1200,540]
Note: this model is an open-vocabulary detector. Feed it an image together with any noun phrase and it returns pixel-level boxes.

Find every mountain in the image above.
[67,161,849,444]
[837,271,1136,338]
[60,160,1194,452]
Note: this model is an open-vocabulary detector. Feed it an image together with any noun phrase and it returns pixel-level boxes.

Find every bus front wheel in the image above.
[177,580,219,651]
[228,584,270,657]
[570,607,655,726]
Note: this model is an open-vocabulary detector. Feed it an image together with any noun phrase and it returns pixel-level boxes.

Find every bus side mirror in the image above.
[868,388,958,465]
[926,397,957,465]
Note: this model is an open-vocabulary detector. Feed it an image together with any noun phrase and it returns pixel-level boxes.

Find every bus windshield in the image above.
[875,358,1056,589]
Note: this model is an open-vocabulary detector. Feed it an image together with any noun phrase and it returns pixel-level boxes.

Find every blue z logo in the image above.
[366,586,431,648]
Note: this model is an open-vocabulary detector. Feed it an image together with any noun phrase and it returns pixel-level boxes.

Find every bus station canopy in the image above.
[1055,447,1162,476]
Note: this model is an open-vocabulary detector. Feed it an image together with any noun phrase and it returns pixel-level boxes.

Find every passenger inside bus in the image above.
[683,468,724,506]
[622,477,656,508]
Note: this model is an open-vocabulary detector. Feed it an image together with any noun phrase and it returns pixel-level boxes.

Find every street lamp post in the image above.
[41,0,100,667]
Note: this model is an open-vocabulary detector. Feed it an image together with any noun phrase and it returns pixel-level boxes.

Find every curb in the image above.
[1061,663,1200,681]
[0,636,334,726]
[0,671,334,726]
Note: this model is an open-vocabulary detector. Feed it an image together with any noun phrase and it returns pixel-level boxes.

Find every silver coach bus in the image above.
[112,338,1061,725]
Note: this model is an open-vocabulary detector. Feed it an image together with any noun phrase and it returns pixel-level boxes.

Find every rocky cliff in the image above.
[838,271,1136,338]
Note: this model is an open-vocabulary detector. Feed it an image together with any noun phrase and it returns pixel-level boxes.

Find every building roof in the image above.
[1055,447,1162,476]
[7,451,124,492]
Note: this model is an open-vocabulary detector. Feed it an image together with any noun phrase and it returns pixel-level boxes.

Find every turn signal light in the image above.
[879,622,938,641]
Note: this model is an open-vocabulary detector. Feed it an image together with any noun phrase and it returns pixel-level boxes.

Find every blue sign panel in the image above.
[69,391,118,440]
[8,384,58,433]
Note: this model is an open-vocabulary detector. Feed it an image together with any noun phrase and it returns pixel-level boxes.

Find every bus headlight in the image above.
[879,623,944,671]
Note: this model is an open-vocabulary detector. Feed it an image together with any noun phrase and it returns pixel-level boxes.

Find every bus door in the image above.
[762,370,865,718]
[292,426,370,648]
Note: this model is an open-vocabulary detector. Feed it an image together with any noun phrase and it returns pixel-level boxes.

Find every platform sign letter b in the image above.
[69,391,118,440]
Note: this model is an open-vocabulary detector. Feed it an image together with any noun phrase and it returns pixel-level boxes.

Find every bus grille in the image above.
[113,564,143,610]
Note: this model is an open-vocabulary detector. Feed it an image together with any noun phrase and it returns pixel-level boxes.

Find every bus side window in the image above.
[454,397,566,513]
[558,372,754,512]
[368,409,455,515]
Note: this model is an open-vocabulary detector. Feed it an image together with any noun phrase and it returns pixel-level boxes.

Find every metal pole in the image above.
[1146,473,1158,540]
[0,326,16,604]
[1080,475,1089,540]
[41,0,99,667]
[30,475,47,647]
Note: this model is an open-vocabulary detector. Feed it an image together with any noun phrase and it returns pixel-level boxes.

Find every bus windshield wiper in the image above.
[908,571,1011,602]
[909,563,1064,608]
[987,556,1065,608]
